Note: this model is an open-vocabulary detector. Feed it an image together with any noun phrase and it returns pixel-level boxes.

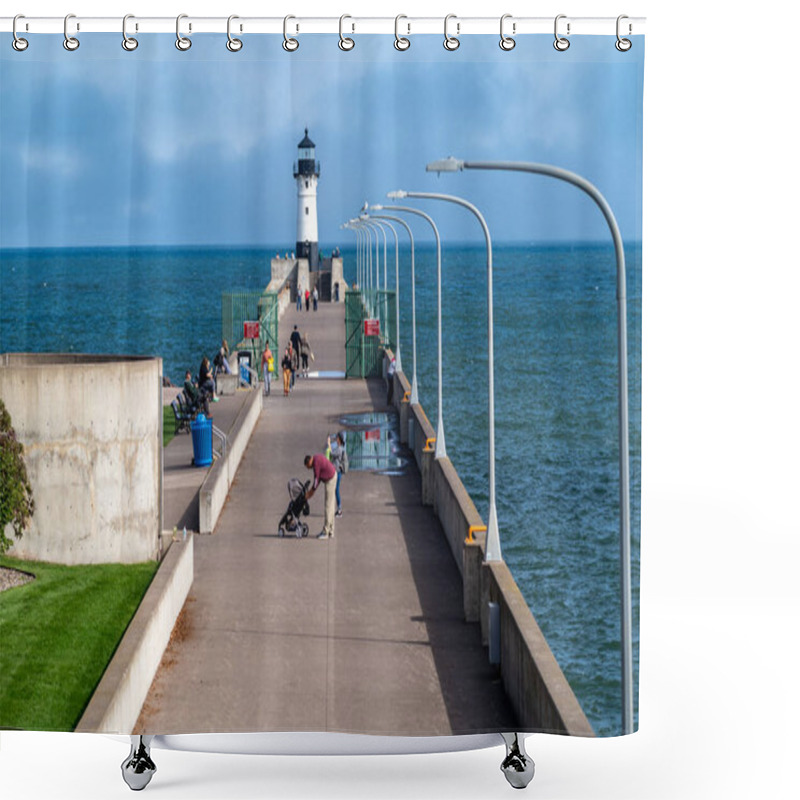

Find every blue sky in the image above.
[0,34,643,247]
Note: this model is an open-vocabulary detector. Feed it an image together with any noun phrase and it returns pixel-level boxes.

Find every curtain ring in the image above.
[63,13,80,51]
[394,15,410,51]
[443,14,460,51]
[176,14,191,51]
[339,15,355,50]
[12,14,28,51]
[499,14,516,51]
[283,15,299,51]
[553,14,570,51]
[615,15,632,51]
[227,15,243,52]
[122,14,138,51]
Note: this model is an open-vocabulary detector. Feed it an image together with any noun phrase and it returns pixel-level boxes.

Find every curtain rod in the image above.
[1,16,646,36]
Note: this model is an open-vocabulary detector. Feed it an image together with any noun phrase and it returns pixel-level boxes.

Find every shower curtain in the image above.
[0,24,643,743]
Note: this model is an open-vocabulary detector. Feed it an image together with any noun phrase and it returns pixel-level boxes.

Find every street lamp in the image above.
[351,219,376,316]
[384,195,446,460]
[389,189,500,563]
[427,156,635,735]
[363,215,402,373]
[341,222,361,290]
[369,208,418,403]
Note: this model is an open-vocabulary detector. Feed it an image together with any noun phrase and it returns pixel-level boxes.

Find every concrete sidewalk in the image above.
[138,303,516,735]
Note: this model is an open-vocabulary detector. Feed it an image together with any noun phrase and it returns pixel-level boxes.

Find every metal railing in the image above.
[211,425,227,460]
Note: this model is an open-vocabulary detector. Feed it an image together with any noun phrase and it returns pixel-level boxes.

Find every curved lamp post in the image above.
[341,222,361,290]
[427,156,634,735]
[351,219,376,316]
[384,196,446,460]
[389,190,500,563]
[363,214,402,373]
[369,208,418,404]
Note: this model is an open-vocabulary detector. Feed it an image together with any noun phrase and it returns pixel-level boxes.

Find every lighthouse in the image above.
[293,128,320,269]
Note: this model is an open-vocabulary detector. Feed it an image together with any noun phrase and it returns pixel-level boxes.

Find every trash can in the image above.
[238,350,253,385]
[191,414,213,467]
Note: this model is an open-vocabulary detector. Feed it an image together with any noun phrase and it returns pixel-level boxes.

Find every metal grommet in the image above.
[122,14,138,51]
[499,14,516,51]
[553,14,570,51]
[339,15,355,51]
[444,14,460,51]
[615,15,632,51]
[12,14,29,51]
[394,14,410,51]
[283,15,299,51]
[63,13,80,51]
[176,13,192,51]
[227,15,243,52]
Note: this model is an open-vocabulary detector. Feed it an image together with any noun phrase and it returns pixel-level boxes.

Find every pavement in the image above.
[138,302,516,736]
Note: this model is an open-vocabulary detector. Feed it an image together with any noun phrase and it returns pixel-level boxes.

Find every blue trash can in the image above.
[191,414,213,467]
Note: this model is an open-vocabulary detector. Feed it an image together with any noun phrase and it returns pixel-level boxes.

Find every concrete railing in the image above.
[198,387,262,535]
[387,358,594,736]
[75,537,194,734]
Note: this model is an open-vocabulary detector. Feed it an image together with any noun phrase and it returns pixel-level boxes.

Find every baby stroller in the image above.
[278,478,311,538]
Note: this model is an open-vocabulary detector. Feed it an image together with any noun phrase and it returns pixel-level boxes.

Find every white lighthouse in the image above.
[293,128,320,268]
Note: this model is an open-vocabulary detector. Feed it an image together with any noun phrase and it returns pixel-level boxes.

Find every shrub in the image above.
[0,398,35,554]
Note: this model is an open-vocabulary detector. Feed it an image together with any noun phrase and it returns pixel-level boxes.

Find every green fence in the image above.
[345,289,395,378]
[221,290,279,379]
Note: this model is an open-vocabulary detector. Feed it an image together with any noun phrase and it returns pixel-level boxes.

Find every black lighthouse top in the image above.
[294,128,320,178]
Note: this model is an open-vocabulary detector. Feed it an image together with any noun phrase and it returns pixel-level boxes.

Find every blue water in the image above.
[0,243,640,736]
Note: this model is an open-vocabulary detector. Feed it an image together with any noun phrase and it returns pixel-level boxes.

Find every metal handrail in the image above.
[211,425,227,460]
[239,362,259,388]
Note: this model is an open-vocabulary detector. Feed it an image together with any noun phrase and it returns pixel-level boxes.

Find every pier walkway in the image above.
[139,303,516,735]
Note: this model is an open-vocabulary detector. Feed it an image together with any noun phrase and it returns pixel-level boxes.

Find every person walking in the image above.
[281,348,292,396]
[260,343,273,396]
[300,331,313,377]
[296,290,302,311]
[290,326,303,375]
[304,452,337,539]
[305,289,310,312]
[326,432,348,517]
[312,286,319,311]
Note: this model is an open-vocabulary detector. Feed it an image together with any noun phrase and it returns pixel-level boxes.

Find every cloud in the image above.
[20,144,83,177]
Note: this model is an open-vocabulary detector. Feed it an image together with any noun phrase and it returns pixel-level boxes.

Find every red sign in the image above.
[243,321,260,339]
[364,319,380,337]
[364,429,381,442]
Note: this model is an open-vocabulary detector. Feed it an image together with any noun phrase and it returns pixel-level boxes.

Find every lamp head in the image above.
[369,204,384,212]
[387,190,408,200]
[426,157,464,174]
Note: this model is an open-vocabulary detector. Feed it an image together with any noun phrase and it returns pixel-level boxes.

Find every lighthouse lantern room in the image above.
[293,128,320,268]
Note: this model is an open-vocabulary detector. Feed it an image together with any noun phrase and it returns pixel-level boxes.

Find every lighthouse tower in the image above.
[293,128,320,269]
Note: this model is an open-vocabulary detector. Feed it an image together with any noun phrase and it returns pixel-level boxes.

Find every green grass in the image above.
[163,403,177,447]
[0,556,158,731]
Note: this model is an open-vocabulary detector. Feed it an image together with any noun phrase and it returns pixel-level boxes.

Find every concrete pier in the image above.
[137,304,516,735]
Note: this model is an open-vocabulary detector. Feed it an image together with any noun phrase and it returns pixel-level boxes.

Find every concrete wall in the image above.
[268,257,309,301]
[0,354,162,565]
[75,537,194,734]
[388,358,593,736]
[198,386,262,535]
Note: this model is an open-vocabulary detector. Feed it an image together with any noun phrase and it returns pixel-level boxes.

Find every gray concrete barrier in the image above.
[75,536,194,734]
[198,386,262,535]
[0,353,162,565]
[390,363,593,736]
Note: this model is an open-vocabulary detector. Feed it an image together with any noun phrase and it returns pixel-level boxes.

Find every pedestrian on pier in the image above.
[296,291,302,311]
[312,286,319,311]
[300,331,313,377]
[386,355,396,406]
[290,326,303,372]
[305,289,310,312]
[281,348,292,396]
[326,432,348,517]
[199,356,218,404]
[304,453,337,539]
[261,343,273,396]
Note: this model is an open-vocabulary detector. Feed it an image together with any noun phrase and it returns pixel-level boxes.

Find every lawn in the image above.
[0,556,158,731]
[163,403,177,447]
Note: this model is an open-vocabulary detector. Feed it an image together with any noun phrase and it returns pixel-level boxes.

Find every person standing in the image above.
[300,331,313,377]
[281,348,292,396]
[260,343,273,396]
[296,290,302,311]
[312,286,319,311]
[386,355,396,406]
[305,289,310,312]
[304,452,337,539]
[326,432,348,517]
[290,326,303,374]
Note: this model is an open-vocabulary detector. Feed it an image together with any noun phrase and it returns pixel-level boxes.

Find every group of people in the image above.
[182,351,222,419]
[304,431,348,540]
[295,286,320,312]
[278,325,314,397]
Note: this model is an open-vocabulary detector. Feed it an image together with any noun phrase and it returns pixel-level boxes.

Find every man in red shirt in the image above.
[304,453,337,539]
